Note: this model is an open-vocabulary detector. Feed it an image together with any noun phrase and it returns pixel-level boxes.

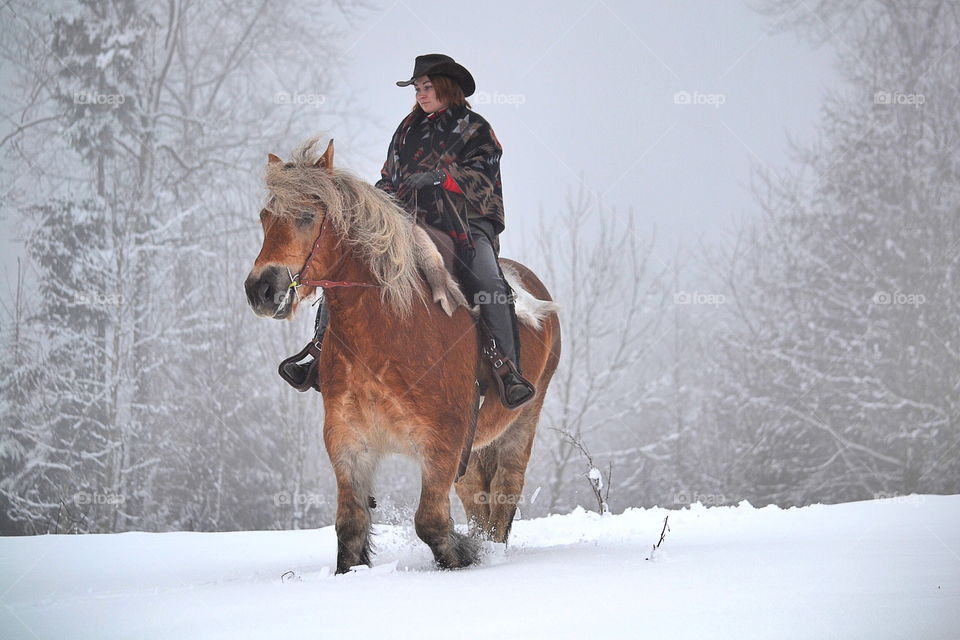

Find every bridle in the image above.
[273,210,379,317]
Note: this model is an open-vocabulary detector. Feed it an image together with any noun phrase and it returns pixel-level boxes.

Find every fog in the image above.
[1,0,956,536]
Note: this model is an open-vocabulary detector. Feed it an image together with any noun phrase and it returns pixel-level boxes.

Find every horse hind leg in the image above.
[454,445,497,537]
[486,394,544,544]
[415,444,481,570]
[328,442,379,574]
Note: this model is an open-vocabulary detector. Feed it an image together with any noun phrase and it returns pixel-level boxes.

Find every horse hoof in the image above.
[436,531,481,569]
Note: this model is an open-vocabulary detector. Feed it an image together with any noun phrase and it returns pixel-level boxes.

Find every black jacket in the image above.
[376,104,505,260]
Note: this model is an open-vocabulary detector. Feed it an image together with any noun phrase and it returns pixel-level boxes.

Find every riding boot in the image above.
[278,297,329,392]
[460,218,536,409]
[478,301,536,409]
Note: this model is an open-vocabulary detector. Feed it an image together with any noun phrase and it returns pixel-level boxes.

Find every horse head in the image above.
[244,139,335,319]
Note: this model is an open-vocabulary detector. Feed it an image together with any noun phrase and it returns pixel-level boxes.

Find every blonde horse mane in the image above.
[264,138,428,318]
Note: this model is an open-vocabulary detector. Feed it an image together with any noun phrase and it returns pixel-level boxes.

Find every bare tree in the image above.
[525,185,672,515]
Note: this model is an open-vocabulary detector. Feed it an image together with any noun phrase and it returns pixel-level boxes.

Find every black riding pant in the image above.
[456,218,518,366]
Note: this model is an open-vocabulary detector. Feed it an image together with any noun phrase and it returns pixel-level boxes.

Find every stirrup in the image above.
[481,338,535,409]
[278,342,321,392]
[491,360,535,409]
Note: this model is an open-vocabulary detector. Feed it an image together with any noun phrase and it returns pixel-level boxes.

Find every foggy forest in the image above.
[1,0,957,537]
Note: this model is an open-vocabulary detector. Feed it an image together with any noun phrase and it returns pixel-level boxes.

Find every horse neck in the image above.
[312,227,391,326]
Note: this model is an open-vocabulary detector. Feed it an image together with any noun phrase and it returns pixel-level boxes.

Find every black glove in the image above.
[403,169,445,189]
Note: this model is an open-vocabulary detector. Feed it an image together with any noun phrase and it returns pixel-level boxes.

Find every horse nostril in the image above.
[245,267,288,315]
[258,280,274,306]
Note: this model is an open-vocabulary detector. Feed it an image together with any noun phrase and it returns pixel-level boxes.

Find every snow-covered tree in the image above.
[706,0,960,504]
[0,0,354,533]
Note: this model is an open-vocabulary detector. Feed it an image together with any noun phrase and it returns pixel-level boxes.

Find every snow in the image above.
[588,466,602,485]
[1,495,958,639]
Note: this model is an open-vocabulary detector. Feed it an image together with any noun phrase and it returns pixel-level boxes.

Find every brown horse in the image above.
[244,138,561,573]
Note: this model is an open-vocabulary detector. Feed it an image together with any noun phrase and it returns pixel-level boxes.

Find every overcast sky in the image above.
[323,0,839,259]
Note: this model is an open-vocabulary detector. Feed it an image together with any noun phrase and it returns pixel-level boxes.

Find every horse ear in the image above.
[315,139,334,171]
[268,153,283,165]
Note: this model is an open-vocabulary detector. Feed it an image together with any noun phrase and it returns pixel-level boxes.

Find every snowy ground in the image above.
[1,495,958,639]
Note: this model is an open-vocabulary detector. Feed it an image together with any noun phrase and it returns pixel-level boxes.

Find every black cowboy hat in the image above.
[395,53,476,97]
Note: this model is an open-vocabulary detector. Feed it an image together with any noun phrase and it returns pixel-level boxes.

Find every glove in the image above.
[403,169,445,189]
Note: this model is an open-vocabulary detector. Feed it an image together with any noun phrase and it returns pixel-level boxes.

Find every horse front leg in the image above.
[415,440,481,570]
[325,422,379,574]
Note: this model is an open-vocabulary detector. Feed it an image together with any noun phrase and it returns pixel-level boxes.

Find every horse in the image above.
[244,138,561,573]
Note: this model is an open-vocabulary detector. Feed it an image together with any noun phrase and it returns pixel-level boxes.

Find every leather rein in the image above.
[278,214,379,314]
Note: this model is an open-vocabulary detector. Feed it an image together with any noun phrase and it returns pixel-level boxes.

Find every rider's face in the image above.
[414,76,446,113]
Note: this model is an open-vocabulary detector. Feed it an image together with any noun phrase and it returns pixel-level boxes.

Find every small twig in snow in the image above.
[646,516,670,561]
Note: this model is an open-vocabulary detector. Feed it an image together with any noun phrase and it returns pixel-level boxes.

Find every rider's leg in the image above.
[459,219,535,409]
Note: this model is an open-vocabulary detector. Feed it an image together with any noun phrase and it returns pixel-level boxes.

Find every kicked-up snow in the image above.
[1,495,957,639]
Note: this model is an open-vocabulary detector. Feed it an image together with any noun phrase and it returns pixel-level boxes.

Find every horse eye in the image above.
[295,211,314,227]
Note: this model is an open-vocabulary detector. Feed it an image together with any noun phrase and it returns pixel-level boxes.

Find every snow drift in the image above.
[1,495,957,639]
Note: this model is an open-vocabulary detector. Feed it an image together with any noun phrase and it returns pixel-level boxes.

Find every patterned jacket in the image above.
[375,104,505,260]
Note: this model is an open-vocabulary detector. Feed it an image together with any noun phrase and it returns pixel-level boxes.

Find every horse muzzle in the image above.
[244,265,294,319]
